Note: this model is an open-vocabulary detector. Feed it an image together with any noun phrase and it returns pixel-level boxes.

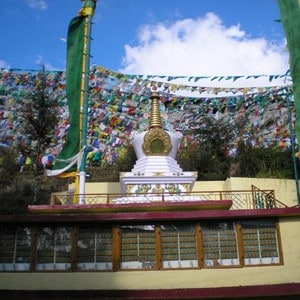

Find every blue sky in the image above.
[0,0,289,81]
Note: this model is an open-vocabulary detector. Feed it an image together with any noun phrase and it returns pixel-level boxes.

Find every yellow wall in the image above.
[1,215,300,291]
[83,182,121,194]
[222,177,298,207]
[82,177,299,207]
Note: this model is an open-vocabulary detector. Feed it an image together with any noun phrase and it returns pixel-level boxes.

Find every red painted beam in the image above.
[27,200,233,214]
[1,282,300,299]
[0,207,300,224]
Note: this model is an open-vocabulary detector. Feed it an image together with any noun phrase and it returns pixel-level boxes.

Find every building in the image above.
[0,93,300,299]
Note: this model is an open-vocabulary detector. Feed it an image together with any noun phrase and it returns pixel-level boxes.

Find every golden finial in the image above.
[142,92,172,155]
[149,92,163,129]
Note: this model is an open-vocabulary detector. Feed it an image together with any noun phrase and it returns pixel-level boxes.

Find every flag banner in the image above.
[278,0,300,143]
[0,66,295,165]
[47,16,85,176]
[45,148,84,177]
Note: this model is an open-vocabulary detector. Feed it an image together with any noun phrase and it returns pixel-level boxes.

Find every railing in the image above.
[52,185,288,210]
[251,185,287,209]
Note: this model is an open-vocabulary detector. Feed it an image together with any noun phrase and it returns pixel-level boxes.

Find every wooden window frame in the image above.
[0,219,284,272]
[241,220,283,267]
[76,225,113,272]
[113,226,121,271]
[119,225,157,271]
[160,223,199,270]
[201,222,241,268]
[30,227,37,272]
[35,226,73,272]
[156,226,162,270]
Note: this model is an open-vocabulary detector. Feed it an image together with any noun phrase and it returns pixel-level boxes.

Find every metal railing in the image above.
[51,185,288,210]
[251,185,287,209]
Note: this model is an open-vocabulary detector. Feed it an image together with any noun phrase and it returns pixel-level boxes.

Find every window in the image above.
[241,220,281,265]
[120,225,156,269]
[36,227,72,271]
[0,219,283,272]
[161,224,198,268]
[0,227,31,271]
[202,222,240,267]
[77,227,113,271]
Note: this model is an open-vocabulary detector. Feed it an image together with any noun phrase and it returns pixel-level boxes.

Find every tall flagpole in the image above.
[287,95,300,204]
[78,0,97,204]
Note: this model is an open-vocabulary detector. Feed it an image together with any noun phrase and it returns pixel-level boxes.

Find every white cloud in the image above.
[35,55,57,71]
[120,13,289,87]
[0,60,10,69]
[25,0,48,11]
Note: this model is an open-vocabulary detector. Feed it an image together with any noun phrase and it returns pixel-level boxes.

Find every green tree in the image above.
[0,146,18,188]
[178,115,248,180]
[115,145,137,172]
[236,142,295,179]
[18,67,59,203]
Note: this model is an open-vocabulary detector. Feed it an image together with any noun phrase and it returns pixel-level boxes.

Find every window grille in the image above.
[77,227,113,270]
[161,224,198,268]
[36,227,72,271]
[241,220,280,265]
[0,219,283,272]
[0,227,31,271]
[120,225,156,269]
[202,222,240,267]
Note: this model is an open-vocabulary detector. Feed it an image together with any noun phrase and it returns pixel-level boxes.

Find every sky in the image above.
[0,0,290,86]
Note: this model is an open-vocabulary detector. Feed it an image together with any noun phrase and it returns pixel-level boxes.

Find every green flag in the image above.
[47,1,96,178]
[47,16,85,177]
[278,0,300,144]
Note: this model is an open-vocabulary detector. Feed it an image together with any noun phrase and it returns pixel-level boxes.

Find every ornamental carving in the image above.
[142,127,172,156]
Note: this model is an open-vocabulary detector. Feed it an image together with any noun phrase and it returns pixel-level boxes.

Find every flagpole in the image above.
[78,0,97,204]
[287,95,300,205]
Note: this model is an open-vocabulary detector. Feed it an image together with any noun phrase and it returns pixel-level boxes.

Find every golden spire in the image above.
[143,92,172,156]
[149,92,163,129]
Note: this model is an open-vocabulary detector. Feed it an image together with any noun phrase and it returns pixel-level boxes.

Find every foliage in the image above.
[177,114,297,180]
[17,67,59,202]
[0,169,70,215]
[235,142,296,178]
[86,145,137,182]
[178,115,247,180]
[114,145,137,172]
[87,164,120,182]
[19,67,58,159]
[0,146,19,187]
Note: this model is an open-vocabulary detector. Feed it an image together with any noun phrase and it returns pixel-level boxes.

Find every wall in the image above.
[1,216,300,291]
[224,177,298,207]
[80,178,299,207]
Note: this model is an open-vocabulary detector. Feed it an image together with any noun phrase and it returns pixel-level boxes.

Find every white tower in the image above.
[120,92,197,196]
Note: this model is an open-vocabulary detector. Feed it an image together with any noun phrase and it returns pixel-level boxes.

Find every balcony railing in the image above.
[51,185,288,210]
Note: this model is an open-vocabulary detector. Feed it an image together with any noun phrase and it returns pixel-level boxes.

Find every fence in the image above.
[52,185,288,210]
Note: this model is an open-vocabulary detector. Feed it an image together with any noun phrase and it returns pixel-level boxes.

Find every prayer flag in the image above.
[46,15,85,177]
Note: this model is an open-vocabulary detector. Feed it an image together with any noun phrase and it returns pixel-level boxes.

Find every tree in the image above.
[178,115,248,180]
[115,145,137,172]
[18,67,59,203]
[0,146,18,188]
[236,142,295,179]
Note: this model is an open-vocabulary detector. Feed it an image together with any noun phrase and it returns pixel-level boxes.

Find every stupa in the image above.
[119,92,197,199]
